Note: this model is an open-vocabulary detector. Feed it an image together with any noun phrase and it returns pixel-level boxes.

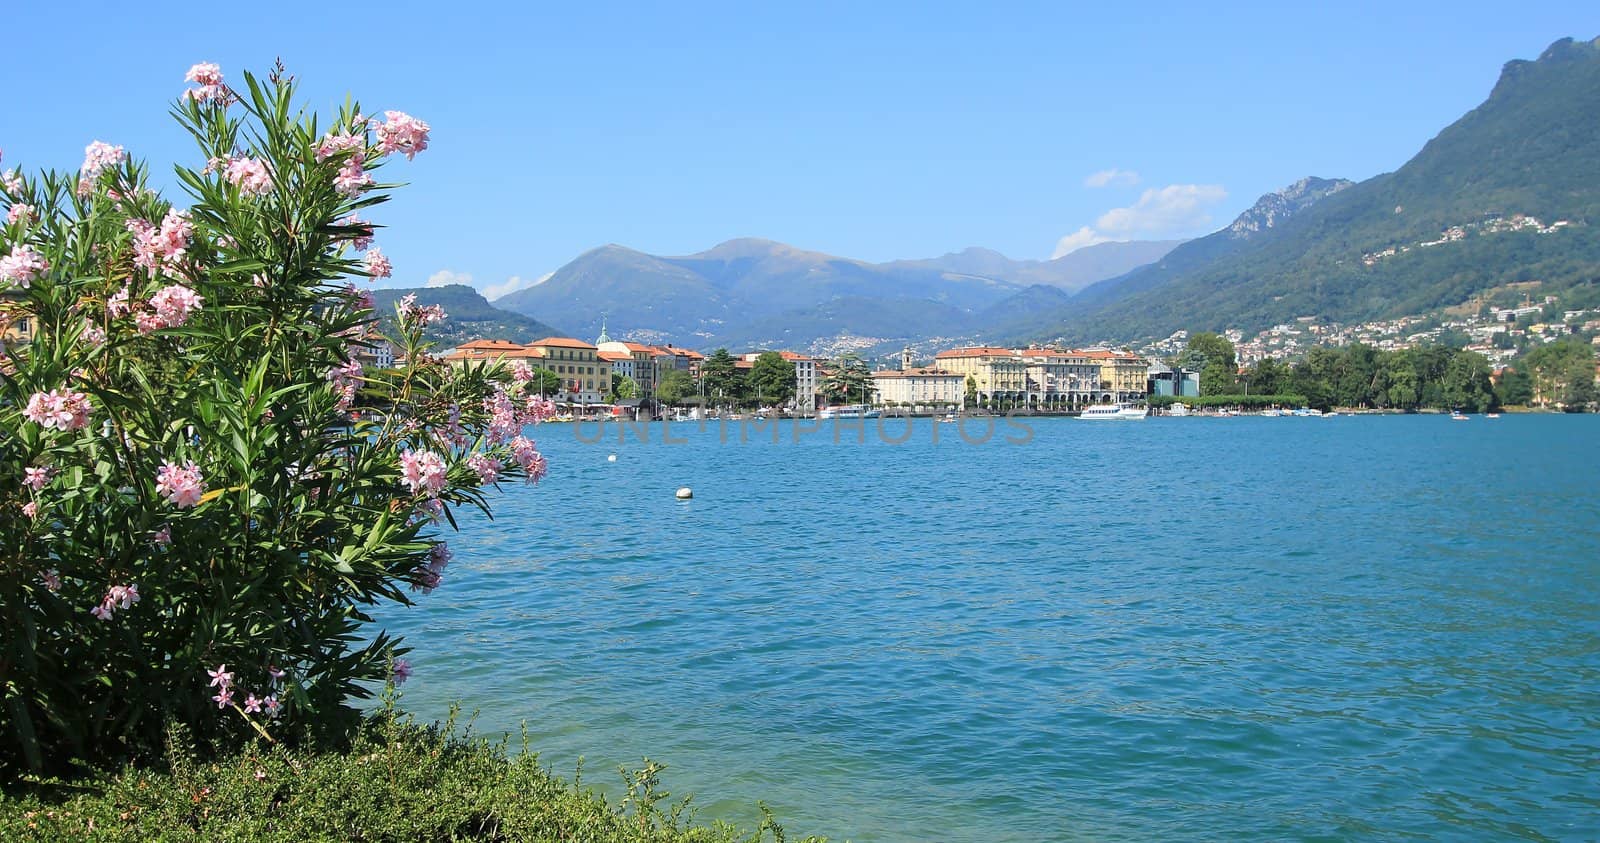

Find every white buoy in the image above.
[607,454,617,462]
[675,487,693,499]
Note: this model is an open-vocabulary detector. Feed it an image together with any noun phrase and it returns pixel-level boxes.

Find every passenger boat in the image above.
[1451,410,1469,420]
[1079,403,1147,420]
[817,404,882,420]
[1168,403,1190,417]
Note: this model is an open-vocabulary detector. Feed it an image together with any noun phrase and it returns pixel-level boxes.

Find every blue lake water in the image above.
[376,414,1600,841]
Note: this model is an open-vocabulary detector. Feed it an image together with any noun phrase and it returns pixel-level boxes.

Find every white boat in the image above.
[1261,408,1283,417]
[818,404,882,420]
[1080,403,1147,420]
[1168,403,1190,417]
[1451,411,1469,420]
[1486,412,1500,419]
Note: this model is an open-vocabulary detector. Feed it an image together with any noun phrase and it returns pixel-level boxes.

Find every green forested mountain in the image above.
[1018,36,1600,343]
[369,285,564,346]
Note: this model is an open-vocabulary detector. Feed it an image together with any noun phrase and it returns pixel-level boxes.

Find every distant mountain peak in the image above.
[1226,176,1354,239]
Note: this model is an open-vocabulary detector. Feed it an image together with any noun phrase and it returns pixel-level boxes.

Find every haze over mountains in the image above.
[478,36,1600,356]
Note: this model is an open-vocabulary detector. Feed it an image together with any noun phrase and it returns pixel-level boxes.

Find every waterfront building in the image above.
[598,350,634,382]
[740,350,819,412]
[871,367,965,407]
[1147,361,1199,397]
[440,339,546,369]
[1015,348,1100,409]
[1081,349,1150,402]
[527,337,609,404]
[597,341,659,399]
[933,347,1028,403]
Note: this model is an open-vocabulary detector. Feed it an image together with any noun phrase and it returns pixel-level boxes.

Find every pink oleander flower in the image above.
[243,694,262,714]
[81,320,107,346]
[1,169,19,193]
[333,157,373,197]
[6,203,33,224]
[135,311,164,334]
[428,542,453,571]
[509,436,548,483]
[213,688,234,709]
[412,497,444,523]
[23,465,54,492]
[41,569,61,592]
[183,62,230,103]
[374,111,430,160]
[467,453,503,485]
[147,284,204,329]
[398,449,448,497]
[263,695,282,718]
[315,131,366,162]
[390,659,412,685]
[412,565,441,593]
[21,501,39,518]
[521,395,558,424]
[208,664,233,688]
[128,209,193,274]
[108,285,132,317]
[512,362,535,384]
[155,460,206,508]
[338,214,374,250]
[153,525,172,545]
[81,141,127,178]
[23,388,93,431]
[328,357,363,408]
[0,243,48,287]
[224,157,272,195]
[397,293,446,326]
[363,247,392,279]
[90,583,140,621]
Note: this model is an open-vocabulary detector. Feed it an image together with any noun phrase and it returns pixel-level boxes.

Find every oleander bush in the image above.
[0,63,556,776]
[0,701,817,842]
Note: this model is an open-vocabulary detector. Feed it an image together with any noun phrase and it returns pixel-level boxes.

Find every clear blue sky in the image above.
[4,2,1595,299]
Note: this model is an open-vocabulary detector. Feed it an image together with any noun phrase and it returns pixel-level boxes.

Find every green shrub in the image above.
[0,702,820,842]
[2,64,555,775]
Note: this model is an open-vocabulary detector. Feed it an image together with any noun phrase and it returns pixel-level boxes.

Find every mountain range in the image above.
[482,36,1600,356]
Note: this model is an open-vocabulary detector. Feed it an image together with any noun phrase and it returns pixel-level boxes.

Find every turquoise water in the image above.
[377,415,1600,841]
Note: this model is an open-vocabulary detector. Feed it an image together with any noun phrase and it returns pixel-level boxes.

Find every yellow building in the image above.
[440,339,543,369]
[596,340,659,398]
[528,337,609,404]
[871,367,965,407]
[1015,348,1100,408]
[1081,349,1148,402]
[1,288,33,349]
[932,347,1027,400]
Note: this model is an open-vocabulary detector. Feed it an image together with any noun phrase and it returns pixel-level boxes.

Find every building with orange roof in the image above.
[933,347,1027,402]
[597,340,660,400]
[740,350,820,412]
[1076,348,1149,402]
[440,339,547,367]
[527,337,609,404]
[1014,347,1101,408]
[871,367,965,408]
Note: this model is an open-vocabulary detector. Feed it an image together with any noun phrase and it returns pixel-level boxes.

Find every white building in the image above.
[742,351,819,412]
[871,368,965,407]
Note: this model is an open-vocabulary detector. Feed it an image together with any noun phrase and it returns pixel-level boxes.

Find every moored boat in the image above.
[1080,403,1147,420]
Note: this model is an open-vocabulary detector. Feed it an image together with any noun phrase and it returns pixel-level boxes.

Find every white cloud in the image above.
[1084,168,1140,189]
[427,269,472,288]
[481,272,553,301]
[1053,183,1227,258]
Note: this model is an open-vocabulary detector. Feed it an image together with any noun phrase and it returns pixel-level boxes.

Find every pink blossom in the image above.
[328,357,364,408]
[213,688,234,709]
[41,569,61,592]
[390,659,412,684]
[208,664,233,688]
[23,465,54,492]
[333,157,373,197]
[512,362,535,384]
[398,293,446,326]
[0,243,49,287]
[23,388,93,431]
[428,542,453,572]
[108,285,132,317]
[522,395,558,424]
[81,321,107,346]
[21,501,39,518]
[338,214,374,251]
[128,209,193,274]
[412,565,441,593]
[467,453,503,485]
[315,131,365,162]
[374,111,430,160]
[6,203,33,224]
[81,141,127,178]
[363,248,392,279]
[243,694,262,714]
[224,157,272,195]
[146,284,204,329]
[510,436,548,483]
[153,525,172,545]
[155,460,206,508]
[398,449,448,497]
[90,583,140,621]
[263,695,282,718]
[1,170,19,193]
[135,312,164,334]
[183,63,230,104]
[412,498,444,523]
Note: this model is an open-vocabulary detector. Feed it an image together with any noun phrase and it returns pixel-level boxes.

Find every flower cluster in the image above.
[81,141,127,178]
[363,248,392,279]
[183,62,230,104]
[23,388,93,431]
[128,208,194,275]
[398,449,449,498]
[327,357,363,408]
[155,460,206,508]
[509,436,548,483]
[6,203,33,224]
[138,284,205,333]
[0,243,48,287]
[338,213,374,251]
[315,129,372,196]
[224,157,273,196]
[466,453,503,485]
[23,465,55,492]
[411,542,453,595]
[397,293,445,326]
[375,111,430,160]
[89,584,140,621]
